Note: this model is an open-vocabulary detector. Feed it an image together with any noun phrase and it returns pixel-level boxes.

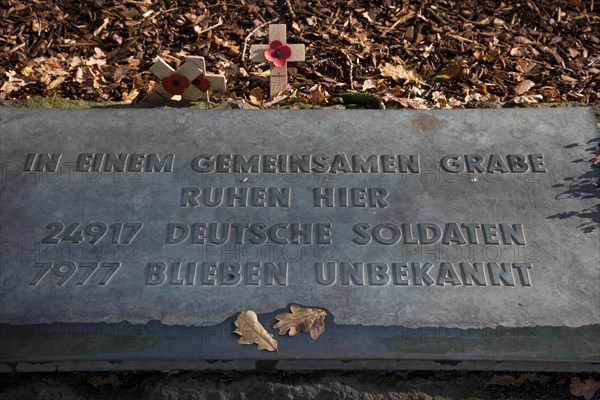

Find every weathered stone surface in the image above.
[0,108,598,370]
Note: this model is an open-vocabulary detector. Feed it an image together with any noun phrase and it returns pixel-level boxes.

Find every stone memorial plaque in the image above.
[1,108,598,371]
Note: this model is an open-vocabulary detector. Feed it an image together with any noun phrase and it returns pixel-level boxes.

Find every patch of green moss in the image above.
[269,103,346,109]
[2,97,124,108]
[340,92,386,109]
[464,101,503,109]
[0,97,254,109]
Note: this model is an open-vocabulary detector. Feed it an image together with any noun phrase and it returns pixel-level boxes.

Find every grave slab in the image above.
[0,108,598,371]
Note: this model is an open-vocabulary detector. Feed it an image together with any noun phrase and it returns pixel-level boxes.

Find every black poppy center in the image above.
[192,79,200,85]
[172,79,181,86]
[273,49,281,58]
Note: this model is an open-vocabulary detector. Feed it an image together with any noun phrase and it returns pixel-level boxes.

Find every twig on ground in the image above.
[196,20,223,36]
[382,12,415,37]
[340,50,354,89]
[281,0,296,18]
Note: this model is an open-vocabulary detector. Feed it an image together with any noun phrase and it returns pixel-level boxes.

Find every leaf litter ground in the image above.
[1,0,598,108]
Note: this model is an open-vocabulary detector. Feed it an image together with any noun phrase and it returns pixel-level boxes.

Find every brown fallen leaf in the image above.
[273,304,327,340]
[122,89,139,102]
[512,79,535,96]
[570,377,600,400]
[248,86,265,106]
[310,83,327,104]
[132,74,145,89]
[234,310,278,352]
[561,74,578,84]
[433,61,464,81]
[516,59,536,73]
[509,94,543,104]
[47,76,66,90]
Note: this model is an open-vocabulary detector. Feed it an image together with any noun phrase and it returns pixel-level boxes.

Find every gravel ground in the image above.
[1,370,600,400]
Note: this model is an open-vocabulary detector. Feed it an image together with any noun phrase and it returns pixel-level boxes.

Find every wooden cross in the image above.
[144,56,226,102]
[250,24,305,98]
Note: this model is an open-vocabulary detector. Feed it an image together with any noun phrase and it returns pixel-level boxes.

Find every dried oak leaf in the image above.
[273,304,327,340]
[234,310,278,351]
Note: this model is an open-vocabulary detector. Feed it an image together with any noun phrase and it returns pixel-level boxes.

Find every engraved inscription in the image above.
[352,223,526,245]
[190,154,421,173]
[165,222,332,245]
[313,188,389,208]
[14,148,553,295]
[145,261,288,286]
[23,153,62,172]
[28,262,121,286]
[440,154,547,173]
[315,262,533,287]
[181,187,290,207]
[41,222,143,245]
[75,153,174,172]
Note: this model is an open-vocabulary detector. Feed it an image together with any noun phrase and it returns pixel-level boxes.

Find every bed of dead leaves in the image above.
[1,0,598,108]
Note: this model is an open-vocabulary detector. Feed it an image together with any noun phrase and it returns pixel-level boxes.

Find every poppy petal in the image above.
[279,45,292,59]
[269,40,283,49]
[198,78,211,92]
[192,75,211,91]
[264,48,277,63]
[162,74,190,95]
[272,57,286,68]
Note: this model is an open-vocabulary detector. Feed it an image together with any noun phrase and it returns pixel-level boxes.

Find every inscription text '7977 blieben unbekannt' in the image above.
[23,152,546,289]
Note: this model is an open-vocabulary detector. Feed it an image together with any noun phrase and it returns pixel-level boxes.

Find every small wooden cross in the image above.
[250,24,305,98]
[144,56,226,102]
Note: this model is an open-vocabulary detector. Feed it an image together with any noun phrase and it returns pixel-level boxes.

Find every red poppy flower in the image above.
[162,74,190,95]
[264,40,292,68]
[192,74,211,92]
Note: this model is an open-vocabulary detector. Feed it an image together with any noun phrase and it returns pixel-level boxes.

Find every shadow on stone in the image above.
[547,138,600,233]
